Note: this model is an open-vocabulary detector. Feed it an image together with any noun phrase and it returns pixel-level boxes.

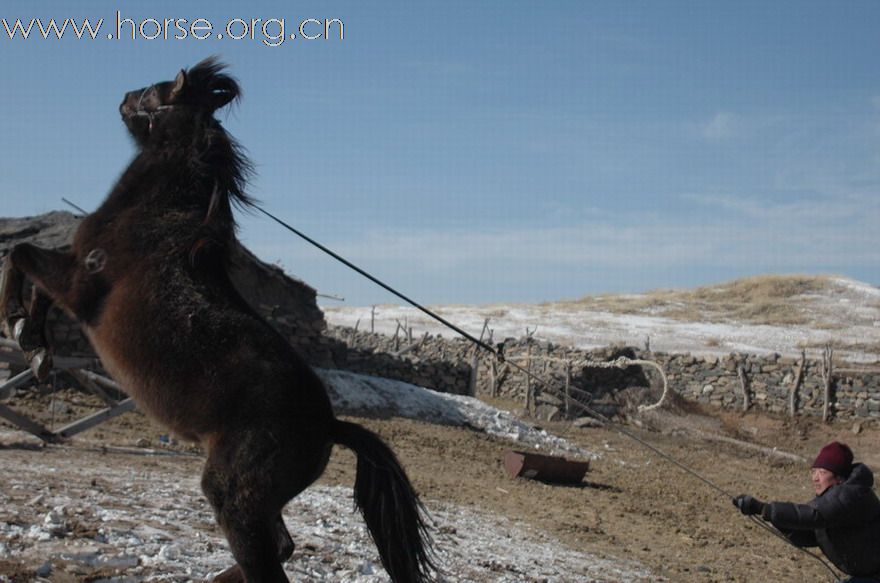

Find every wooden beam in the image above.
[53,398,136,439]
[0,369,35,400]
[0,403,57,442]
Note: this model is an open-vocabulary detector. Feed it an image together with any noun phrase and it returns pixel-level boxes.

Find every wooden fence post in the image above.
[524,342,532,413]
[489,360,497,397]
[821,345,834,423]
[523,327,537,414]
[350,318,360,345]
[789,349,806,417]
[469,318,490,397]
[564,361,572,416]
[737,363,750,412]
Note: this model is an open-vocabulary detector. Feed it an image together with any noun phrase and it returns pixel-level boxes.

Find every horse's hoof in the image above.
[13,317,42,351]
[29,348,53,381]
[209,565,244,583]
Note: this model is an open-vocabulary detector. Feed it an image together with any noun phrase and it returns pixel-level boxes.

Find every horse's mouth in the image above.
[120,103,154,121]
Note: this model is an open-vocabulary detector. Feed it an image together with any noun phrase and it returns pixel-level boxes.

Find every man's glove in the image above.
[733,495,766,516]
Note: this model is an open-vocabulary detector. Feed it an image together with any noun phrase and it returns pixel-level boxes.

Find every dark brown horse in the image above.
[0,58,435,583]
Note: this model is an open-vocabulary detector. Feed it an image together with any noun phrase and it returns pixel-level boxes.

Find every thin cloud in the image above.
[243,210,879,305]
[701,112,738,140]
[684,192,877,223]
[303,213,880,273]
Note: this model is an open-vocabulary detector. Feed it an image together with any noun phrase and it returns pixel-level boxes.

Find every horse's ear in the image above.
[171,69,187,99]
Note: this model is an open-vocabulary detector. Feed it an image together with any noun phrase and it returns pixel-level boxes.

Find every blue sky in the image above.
[1,1,878,306]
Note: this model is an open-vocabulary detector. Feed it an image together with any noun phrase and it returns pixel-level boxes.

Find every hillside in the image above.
[323,275,880,363]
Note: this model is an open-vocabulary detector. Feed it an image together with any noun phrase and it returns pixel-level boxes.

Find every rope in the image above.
[516,355,669,412]
[256,207,497,357]
[745,515,840,581]
[257,206,842,581]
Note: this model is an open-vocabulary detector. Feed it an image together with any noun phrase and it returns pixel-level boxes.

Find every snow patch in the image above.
[318,369,594,459]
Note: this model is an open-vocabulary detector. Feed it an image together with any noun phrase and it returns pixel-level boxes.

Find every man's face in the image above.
[811,467,843,495]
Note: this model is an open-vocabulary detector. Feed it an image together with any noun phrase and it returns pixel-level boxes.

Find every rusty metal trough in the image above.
[502,450,590,484]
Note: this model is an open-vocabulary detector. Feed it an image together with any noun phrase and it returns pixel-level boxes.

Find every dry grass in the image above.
[798,339,880,355]
[560,274,833,326]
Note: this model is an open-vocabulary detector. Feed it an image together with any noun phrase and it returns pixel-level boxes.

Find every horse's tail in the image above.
[331,419,436,583]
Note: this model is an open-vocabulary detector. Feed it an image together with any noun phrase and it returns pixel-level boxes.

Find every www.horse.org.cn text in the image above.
[0,12,344,47]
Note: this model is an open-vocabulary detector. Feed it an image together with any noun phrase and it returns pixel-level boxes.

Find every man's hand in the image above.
[733,495,766,516]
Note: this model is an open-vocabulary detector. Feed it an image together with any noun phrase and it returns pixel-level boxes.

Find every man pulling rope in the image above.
[735,442,880,582]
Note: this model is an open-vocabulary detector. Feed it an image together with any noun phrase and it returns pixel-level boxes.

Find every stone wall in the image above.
[665,352,880,419]
[324,326,473,395]
[330,327,880,421]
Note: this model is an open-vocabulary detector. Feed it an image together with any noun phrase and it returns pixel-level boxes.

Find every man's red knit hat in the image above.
[812,441,853,476]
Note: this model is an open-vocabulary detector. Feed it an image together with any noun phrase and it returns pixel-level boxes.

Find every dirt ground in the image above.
[2,386,878,582]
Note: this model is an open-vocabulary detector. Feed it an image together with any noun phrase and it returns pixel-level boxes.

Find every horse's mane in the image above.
[181,57,255,214]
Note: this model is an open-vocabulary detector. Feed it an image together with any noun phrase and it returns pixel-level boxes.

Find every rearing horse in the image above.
[0,58,435,583]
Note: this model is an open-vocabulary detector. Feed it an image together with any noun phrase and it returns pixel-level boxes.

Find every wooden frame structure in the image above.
[0,337,134,442]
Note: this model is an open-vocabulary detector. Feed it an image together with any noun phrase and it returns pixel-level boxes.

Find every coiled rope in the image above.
[518,355,669,412]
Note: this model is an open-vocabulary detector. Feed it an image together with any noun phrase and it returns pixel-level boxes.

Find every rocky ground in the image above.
[2,378,878,583]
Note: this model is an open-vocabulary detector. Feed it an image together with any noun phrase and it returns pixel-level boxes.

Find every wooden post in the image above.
[393,320,403,351]
[350,318,360,345]
[393,332,428,358]
[737,363,750,412]
[468,347,479,397]
[370,305,376,334]
[488,359,497,397]
[789,349,806,418]
[524,327,536,414]
[496,362,509,395]
[487,329,497,397]
[564,361,572,416]
[469,319,490,397]
[821,345,834,423]
[524,342,532,413]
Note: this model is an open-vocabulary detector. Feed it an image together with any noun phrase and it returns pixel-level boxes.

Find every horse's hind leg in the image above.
[272,516,294,563]
[1,252,30,343]
[1,255,49,378]
[1,245,74,379]
[2,244,74,332]
[210,516,294,583]
[15,288,54,379]
[202,450,289,583]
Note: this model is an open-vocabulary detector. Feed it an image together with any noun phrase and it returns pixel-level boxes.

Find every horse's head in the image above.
[119,57,241,145]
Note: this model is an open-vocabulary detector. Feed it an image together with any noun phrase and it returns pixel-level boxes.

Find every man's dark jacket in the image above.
[762,463,880,576]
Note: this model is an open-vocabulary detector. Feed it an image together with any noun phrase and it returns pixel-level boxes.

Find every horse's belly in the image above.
[82,323,213,442]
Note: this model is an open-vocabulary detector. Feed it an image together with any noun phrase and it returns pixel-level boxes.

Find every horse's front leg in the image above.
[0,244,76,378]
